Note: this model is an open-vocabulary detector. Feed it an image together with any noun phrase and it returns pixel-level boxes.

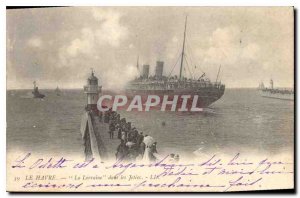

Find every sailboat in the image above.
[55,86,61,96]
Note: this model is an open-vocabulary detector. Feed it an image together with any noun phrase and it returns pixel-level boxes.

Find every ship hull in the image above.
[32,91,45,98]
[101,88,225,111]
[260,90,294,101]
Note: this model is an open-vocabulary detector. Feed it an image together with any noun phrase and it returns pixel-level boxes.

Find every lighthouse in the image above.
[84,69,101,113]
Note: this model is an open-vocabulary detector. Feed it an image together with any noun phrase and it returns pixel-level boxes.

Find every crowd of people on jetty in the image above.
[99,109,158,162]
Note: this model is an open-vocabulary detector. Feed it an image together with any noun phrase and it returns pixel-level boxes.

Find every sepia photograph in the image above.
[6,6,294,192]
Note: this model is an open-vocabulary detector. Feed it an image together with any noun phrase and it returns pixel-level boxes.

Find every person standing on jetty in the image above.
[108,119,115,139]
[103,109,158,162]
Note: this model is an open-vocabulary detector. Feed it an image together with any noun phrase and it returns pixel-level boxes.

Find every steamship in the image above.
[32,81,45,98]
[259,79,294,101]
[124,17,225,109]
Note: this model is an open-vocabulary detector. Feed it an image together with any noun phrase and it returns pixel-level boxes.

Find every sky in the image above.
[7,7,294,89]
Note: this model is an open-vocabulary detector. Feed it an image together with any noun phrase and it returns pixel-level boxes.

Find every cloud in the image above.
[92,8,128,47]
[241,43,260,60]
[27,37,43,48]
[203,26,260,65]
[6,7,293,89]
[203,26,241,65]
[58,9,129,67]
[53,8,135,89]
[102,64,139,90]
[66,28,95,57]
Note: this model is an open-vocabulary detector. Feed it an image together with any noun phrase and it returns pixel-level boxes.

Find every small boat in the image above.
[32,81,45,98]
[55,86,61,96]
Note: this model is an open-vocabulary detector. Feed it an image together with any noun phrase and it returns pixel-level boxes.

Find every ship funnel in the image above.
[142,64,150,78]
[155,61,164,78]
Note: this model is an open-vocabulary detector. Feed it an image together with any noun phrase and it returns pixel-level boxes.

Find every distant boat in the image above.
[32,81,45,98]
[259,79,294,101]
[55,86,61,96]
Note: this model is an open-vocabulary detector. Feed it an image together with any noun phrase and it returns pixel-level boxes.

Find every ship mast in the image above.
[33,81,36,89]
[215,65,221,83]
[179,16,187,79]
[136,55,139,72]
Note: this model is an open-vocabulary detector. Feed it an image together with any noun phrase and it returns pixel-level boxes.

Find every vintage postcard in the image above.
[6,7,294,192]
